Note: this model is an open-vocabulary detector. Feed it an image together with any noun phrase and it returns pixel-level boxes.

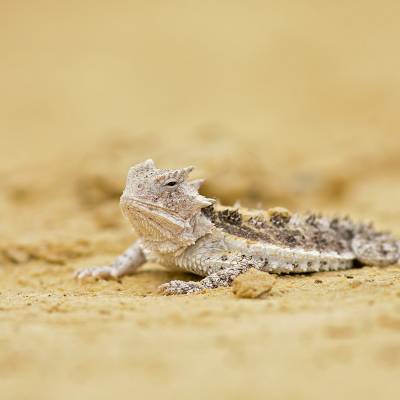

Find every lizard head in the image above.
[120,159,214,241]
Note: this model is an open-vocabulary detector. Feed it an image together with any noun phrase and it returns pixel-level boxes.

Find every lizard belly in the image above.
[225,235,355,273]
[143,231,356,276]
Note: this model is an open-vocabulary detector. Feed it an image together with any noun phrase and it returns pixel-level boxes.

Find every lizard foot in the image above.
[74,266,121,280]
[158,280,203,295]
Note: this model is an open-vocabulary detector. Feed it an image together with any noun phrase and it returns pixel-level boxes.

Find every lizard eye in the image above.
[164,180,178,187]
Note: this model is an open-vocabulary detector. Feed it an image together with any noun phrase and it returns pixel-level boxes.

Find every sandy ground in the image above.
[1,2,400,399]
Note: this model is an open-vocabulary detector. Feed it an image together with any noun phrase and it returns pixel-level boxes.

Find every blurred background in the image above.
[1,0,400,243]
[1,2,400,192]
[1,2,400,400]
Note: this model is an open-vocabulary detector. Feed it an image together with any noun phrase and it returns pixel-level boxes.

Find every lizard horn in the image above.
[176,166,194,181]
[188,179,204,190]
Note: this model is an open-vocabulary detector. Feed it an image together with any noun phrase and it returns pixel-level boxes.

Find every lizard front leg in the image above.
[75,240,146,280]
[159,251,263,295]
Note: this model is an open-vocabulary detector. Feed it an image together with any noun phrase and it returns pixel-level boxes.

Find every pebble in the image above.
[232,269,276,299]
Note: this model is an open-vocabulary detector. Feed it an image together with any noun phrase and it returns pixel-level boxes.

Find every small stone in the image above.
[232,268,276,299]
[314,279,323,284]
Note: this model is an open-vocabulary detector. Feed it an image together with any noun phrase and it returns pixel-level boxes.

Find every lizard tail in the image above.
[352,232,400,267]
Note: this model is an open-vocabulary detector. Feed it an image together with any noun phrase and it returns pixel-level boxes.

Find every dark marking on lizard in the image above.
[202,205,360,254]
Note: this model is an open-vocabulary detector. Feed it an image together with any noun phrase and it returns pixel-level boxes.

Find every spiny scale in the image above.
[201,204,357,273]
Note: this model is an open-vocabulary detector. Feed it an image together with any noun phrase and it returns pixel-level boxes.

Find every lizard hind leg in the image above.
[351,233,399,267]
[158,265,249,295]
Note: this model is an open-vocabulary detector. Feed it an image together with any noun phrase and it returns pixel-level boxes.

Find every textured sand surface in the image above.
[1,2,400,399]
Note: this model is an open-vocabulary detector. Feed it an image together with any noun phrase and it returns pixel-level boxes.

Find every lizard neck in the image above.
[127,208,214,255]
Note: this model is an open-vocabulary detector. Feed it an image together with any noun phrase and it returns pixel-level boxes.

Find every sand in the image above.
[1,2,400,399]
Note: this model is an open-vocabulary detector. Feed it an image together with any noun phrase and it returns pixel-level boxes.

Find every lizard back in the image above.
[202,204,359,254]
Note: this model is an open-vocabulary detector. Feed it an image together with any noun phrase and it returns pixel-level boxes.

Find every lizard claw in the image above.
[158,280,203,295]
[74,266,120,281]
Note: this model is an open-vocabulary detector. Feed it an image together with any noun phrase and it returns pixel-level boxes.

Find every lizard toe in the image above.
[74,266,116,280]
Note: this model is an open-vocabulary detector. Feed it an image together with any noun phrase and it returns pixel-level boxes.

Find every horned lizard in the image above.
[75,160,400,294]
